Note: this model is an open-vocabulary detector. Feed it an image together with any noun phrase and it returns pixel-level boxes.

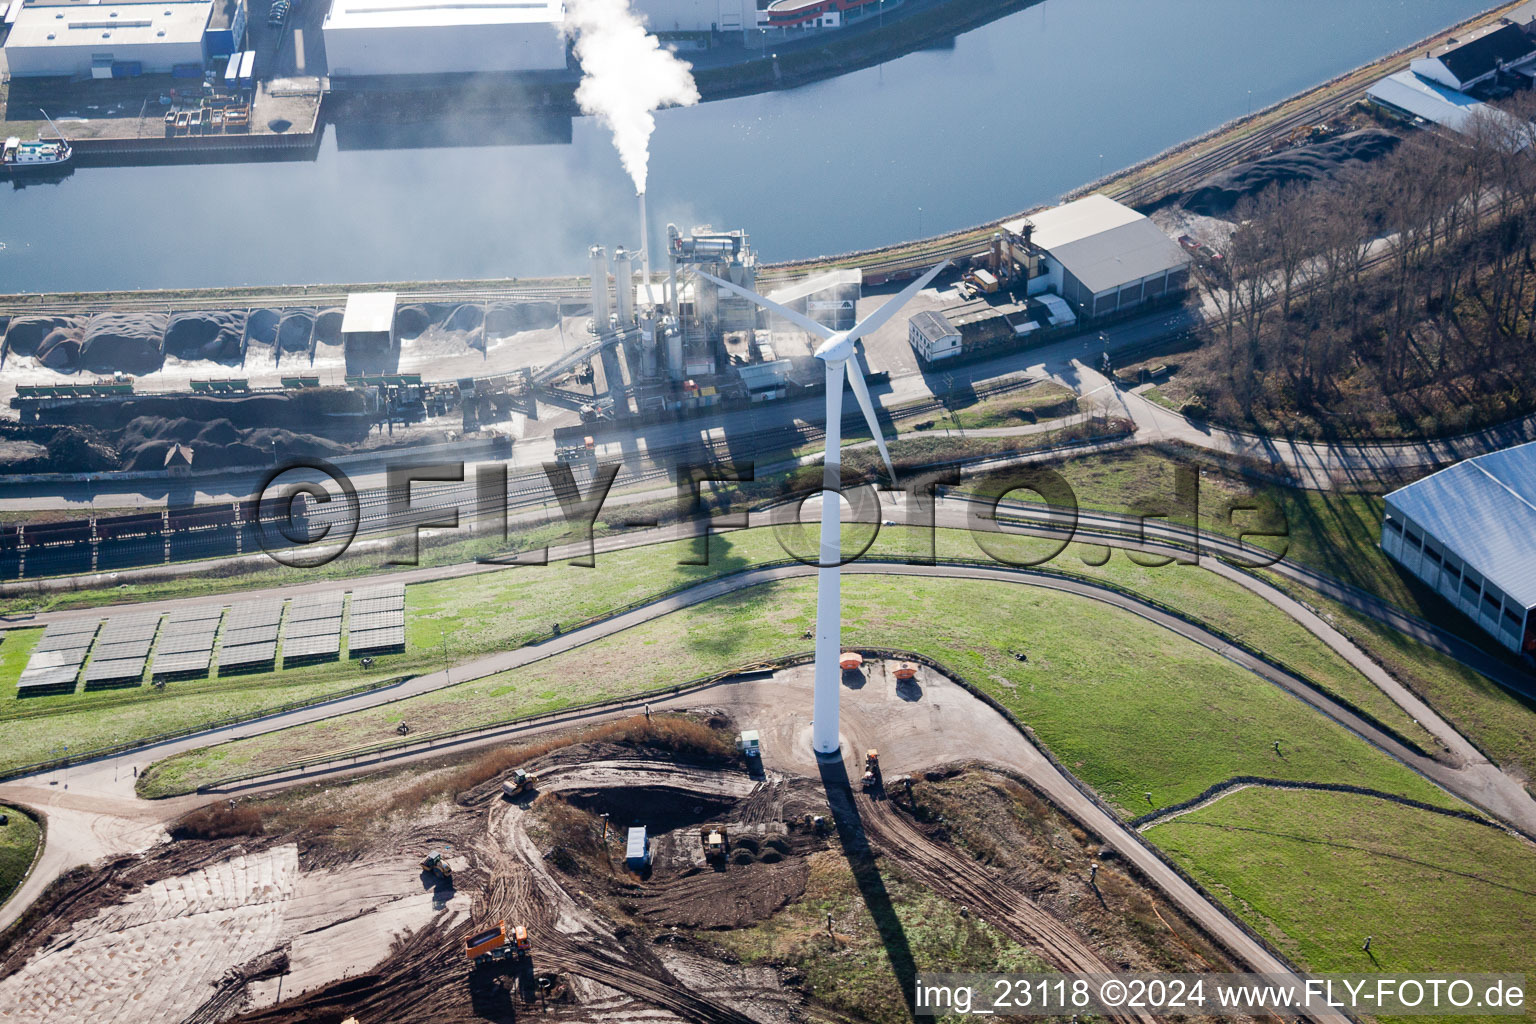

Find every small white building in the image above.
[341,292,397,351]
[1011,195,1191,321]
[1382,441,1536,656]
[908,310,960,363]
[3,0,213,77]
[322,0,567,78]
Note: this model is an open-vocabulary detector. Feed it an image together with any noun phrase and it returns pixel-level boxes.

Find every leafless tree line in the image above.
[1207,92,1536,417]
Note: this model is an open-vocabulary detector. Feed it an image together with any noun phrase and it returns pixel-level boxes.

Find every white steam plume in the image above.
[564,0,700,194]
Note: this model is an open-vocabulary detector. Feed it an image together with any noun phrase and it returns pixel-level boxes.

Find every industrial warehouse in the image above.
[1381,441,1536,656]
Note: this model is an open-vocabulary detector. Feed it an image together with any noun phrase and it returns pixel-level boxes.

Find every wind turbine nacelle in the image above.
[813,333,855,364]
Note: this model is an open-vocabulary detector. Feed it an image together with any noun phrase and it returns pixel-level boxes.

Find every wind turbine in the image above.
[698,261,950,754]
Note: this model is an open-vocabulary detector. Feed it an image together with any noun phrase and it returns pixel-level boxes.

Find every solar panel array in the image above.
[84,612,162,690]
[17,618,100,696]
[217,599,282,675]
[151,607,222,681]
[283,591,343,665]
[349,582,406,656]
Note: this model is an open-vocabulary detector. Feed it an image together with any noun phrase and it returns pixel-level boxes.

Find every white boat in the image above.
[2,110,73,172]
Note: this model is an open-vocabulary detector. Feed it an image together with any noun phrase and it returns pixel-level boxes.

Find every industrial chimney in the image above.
[589,245,610,333]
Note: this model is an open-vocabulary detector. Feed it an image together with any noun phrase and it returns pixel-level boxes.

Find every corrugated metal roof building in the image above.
[1382,441,1536,654]
[1007,195,1191,321]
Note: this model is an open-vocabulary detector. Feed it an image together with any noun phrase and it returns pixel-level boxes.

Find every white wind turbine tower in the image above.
[699,261,950,755]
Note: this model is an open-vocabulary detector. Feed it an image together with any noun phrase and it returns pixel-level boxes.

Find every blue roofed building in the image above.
[1381,441,1536,655]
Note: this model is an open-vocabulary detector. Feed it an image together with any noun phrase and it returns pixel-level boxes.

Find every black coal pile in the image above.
[1181,129,1401,217]
[164,310,246,362]
[485,301,559,336]
[0,423,120,473]
[79,313,168,375]
[277,309,316,352]
[5,316,87,370]
[245,308,281,347]
[119,416,351,471]
[314,308,345,346]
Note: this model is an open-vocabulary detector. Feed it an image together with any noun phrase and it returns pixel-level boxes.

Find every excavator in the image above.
[861,749,882,792]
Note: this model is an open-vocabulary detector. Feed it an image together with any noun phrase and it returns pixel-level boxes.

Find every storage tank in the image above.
[613,247,635,324]
[589,246,610,333]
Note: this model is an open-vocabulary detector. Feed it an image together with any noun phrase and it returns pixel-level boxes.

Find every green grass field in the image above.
[1148,788,1536,1023]
[0,806,41,910]
[11,520,1438,780]
[141,576,1458,815]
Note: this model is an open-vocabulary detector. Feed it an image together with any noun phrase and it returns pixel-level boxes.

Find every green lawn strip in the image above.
[915,530,1433,750]
[144,577,1457,815]
[715,851,1046,1024]
[0,659,409,775]
[1146,786,1536,1023]
[0,806,42,909]
[0,629,42,694]
[1269,583,1536,786]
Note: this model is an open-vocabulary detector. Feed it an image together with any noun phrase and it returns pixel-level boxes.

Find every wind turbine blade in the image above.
[846,356,896,485]
[695,270,837,342]
[844,260,951,346]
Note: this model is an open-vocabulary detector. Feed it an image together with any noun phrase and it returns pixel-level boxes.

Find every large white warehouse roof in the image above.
[1385,440,1536,609]
[324,0,561,31]
[1368,69,1504,135]
[6,0,210,51]
[1011,194,1143,252]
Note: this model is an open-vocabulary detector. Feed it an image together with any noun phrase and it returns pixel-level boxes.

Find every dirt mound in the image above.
[119,414,352,471]
[392,304,436,340]
[164,310,246,361]
[79,312,167,374]
[485,302,558,336]
[277,309,316,352]
[1182,129,1401,217]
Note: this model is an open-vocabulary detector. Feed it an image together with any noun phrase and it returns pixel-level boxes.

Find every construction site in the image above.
[0,660,1245,1024]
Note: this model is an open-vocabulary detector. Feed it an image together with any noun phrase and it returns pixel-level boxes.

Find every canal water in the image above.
[0,0,1496,293]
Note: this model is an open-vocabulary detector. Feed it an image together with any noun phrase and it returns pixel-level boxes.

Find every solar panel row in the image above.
[227,599,283,629]
[224,623,280,647]
[18,638,90,696]
[84,658,146,687]
[167,605,224,625]
[349,625,406,654]
[283,633,340,663]
[290,593,344,620]
[286,616,342,640]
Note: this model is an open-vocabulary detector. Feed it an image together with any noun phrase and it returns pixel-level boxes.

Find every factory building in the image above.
[1017,195,1192,321]
[908,310,960,362]
[3,0,223,77]
[1409,21,1536,92]
[634,0,762,33]
[766,268,861,333]
[322,0,567,78]
[1381,441,1536,656]
[1367,69,1530,146]
[764,0,887,30]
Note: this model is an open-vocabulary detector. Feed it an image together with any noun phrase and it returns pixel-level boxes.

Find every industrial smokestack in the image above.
[637,191,652,306]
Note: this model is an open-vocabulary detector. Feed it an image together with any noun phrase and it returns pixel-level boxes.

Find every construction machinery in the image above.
[861,749,882,791]
[501,768,532,798]
[735,730,761,760]
[701,826,729,863]
[465,921,530,965]
[421,850,453,881]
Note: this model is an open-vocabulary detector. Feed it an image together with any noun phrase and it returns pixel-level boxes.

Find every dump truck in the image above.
[501,768,532,798]
[701,826,729,862]
[512,925,531,956]
[421,850,453,881]
[465,921,507,962]
[861,749,882,791]
[735,730,761,760]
